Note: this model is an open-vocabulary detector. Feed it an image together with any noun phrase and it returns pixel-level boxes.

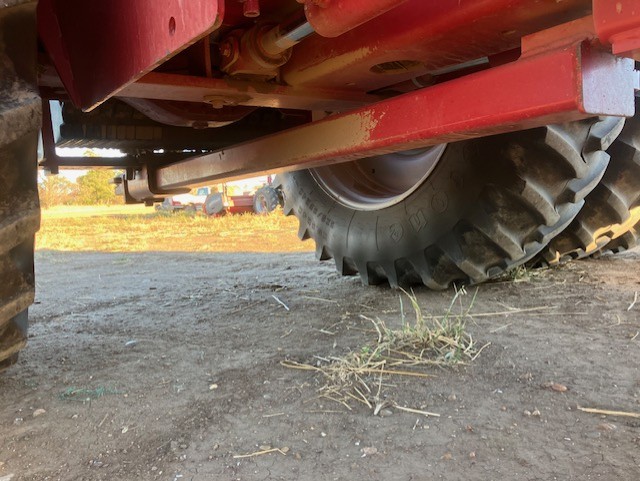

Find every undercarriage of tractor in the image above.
[2,0,640,367]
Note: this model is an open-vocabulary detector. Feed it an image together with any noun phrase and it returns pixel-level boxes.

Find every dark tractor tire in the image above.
[253,186,281,215]
[0,1,40,371]
[278,117,622,289]
[536,112,640,265]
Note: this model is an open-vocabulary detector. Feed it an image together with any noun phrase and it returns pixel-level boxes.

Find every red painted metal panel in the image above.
[37,0,224,111]
[283,0,591,90]
[300,0,408,38]
[133,42,636,194]
[593,0,640,57]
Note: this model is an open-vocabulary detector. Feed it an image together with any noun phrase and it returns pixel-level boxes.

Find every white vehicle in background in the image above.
[155,177,283,215]
[156,187,211,212]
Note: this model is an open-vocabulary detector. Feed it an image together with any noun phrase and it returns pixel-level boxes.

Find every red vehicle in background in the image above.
[202,177,282,216]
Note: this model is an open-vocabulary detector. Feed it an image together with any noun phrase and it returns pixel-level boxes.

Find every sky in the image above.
[42,147,125,183]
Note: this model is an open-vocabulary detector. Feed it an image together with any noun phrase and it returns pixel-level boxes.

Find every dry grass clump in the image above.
[498,264,548,284]
[283,288,484,413]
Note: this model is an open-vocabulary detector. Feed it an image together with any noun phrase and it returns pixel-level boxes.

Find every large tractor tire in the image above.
[0,1,40,371]
[536,113,640,265]
[279,118,622,289]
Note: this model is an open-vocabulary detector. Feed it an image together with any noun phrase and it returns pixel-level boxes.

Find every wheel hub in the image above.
[310,145,447,211]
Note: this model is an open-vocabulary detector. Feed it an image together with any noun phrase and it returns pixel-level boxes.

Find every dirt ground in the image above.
[1,248,640,480]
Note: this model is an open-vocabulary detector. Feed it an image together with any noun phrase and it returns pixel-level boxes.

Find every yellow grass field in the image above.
[37,205,314,253]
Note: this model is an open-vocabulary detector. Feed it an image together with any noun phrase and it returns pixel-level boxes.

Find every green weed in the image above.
[59,386,122,403]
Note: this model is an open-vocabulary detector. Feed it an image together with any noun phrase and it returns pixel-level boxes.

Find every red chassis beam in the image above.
[125,39,638,200]
[299,0,408,38]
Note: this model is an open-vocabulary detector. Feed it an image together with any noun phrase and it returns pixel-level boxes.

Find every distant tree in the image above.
[38,175,79,208]
[76,170,122,205]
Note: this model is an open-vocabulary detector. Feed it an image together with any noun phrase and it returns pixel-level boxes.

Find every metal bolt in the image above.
[243,0,260,17]
[220,42,232,58]
[203,95,228,109]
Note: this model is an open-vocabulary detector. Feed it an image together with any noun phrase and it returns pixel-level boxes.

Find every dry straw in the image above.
[282,287,486,412]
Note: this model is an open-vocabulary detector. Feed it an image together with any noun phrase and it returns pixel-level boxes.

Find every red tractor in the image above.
[1,1,640,368]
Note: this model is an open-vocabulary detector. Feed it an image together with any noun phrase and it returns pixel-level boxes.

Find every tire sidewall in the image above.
[283,141,489,263]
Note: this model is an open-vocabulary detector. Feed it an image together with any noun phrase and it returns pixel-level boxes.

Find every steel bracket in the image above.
[593,0,640,59]
[123,166,189,205]
[38,0,224,111]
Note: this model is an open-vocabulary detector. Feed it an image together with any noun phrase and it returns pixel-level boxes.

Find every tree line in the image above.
[39,170,123,208]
